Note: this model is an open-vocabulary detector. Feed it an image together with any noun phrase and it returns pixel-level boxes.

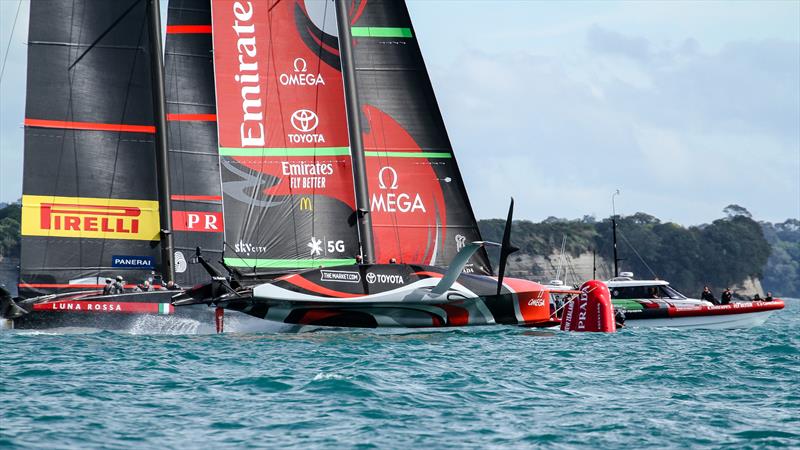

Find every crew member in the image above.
[112,276,125,294]
[752,293,762,301]
[166,281,181,291]
[355,255,363,264]
[102,279,113,296]
[389,258,397,264]
[765,292,773,302]
[140,280,153,292]
[700,286,718,305]
[721,288,733,305]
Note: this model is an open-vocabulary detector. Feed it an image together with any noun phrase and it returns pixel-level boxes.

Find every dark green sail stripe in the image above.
[219,147,351,157]
[351,27,412,38]
[365,151,452,159]
[223,257,356,268]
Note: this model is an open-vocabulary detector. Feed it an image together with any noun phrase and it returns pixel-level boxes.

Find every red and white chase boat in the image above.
[606,275,785,329]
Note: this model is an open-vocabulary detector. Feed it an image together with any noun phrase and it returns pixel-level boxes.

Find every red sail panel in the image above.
[347,0,492,274]
[211,0,359,270]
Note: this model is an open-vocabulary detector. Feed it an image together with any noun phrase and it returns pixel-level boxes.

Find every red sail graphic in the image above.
[211,0,359,269]
[347,0,492,274]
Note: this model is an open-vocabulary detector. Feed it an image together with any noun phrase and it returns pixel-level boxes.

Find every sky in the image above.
[1,0,798,225]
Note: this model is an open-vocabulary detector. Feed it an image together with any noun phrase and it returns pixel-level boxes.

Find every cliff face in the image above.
[504,249,764,298]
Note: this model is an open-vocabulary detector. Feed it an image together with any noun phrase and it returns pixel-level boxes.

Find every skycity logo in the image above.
[371,166,426,213]
[21,195,160,241]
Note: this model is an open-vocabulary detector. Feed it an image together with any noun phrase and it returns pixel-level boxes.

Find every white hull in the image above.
[626,309,776,329]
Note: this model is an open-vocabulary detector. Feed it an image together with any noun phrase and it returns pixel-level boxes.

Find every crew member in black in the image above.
[389,258,397,264]
[166,281,181,290]
[721,288,733,305]
[765,292,773,302]
[102,279,113,296]
[752,293,762,301]
[700,286,718,305]
[355,255,363,264]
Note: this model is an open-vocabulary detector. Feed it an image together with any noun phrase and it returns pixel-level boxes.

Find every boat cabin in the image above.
[605,272,689,300]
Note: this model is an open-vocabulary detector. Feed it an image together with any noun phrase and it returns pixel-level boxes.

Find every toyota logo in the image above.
[291,109,319,132]
[366,273,377,283]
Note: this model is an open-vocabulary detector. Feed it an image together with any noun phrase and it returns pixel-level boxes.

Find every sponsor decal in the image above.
[288,109,325,143]
[307,236,345,257]
[371,166,426,213]
[527,298,546,307]
[21,195,160,241]
[299,197,313,211]
[365,272,404,285]
[32,301,173,314]
[175,251,187,273]
[455,234,466,252]
[279,57,325,86]
[172,211,223,232]
[112,255,155,269]
[282,161,333,189]
[320,270,360,283]
[234,240,268,256]
[232,1,264,147]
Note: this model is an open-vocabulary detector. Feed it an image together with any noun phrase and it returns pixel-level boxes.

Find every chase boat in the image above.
[606,273,784,329]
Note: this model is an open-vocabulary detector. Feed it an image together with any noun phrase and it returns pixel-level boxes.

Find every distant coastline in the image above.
[0,201,796,299]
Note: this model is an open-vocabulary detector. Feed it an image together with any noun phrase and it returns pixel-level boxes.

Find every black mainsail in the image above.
[19,0,164,296]
[165,0,226,286]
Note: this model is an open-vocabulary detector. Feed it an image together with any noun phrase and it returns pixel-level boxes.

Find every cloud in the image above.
[433,27,800,224]
[586,24,651,61]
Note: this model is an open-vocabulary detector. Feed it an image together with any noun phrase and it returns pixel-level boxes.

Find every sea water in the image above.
[1,301,798,449]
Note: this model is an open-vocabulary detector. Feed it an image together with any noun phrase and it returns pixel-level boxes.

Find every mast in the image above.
[147,0,174,281]
[334,0,376,264]
[612,218,619,277]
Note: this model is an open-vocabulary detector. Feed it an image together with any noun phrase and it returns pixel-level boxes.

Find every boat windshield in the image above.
[610,284,687,300]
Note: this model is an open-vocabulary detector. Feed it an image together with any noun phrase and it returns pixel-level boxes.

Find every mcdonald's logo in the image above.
[299,197,313,211]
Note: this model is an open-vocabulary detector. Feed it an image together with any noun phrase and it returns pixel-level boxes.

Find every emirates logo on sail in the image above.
[233,1,265,147]
[21,195,160,241]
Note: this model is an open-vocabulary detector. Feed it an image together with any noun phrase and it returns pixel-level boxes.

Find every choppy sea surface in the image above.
[1,300,798,449]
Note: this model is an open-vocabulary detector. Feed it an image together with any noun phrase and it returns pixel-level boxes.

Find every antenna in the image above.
[611,189,621,278]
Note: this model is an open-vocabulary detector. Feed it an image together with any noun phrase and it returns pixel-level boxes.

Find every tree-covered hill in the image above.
[480,205,793,297]
[0,201,795,296]
[0,201,20,259]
